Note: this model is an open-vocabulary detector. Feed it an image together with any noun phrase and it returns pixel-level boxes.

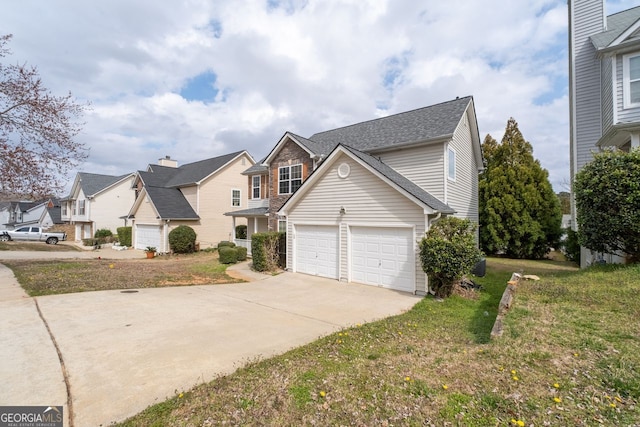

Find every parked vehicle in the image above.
[0,226,67,244]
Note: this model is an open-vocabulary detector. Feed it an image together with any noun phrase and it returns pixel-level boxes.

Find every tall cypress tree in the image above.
[479,118,562,259]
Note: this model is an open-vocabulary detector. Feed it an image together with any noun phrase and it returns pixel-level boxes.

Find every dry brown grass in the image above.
[4,252,240,296]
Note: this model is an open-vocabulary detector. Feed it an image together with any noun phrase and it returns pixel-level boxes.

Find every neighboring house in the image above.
[61,172,136,241]
[569,1,640,266]
[128,152,254,253]
[229,96,482,295]
[1,199,63,230]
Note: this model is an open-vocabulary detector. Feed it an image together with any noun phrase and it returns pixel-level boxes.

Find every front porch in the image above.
[224,207,269,256]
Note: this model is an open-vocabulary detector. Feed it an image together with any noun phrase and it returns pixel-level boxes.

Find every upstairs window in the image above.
[278,164,302,194]
[623,53,640,108]
[78,200,86,215]
[72,201,77,216]
[252,176,261,199]
[447,146,456,181]
[231,189,241,207]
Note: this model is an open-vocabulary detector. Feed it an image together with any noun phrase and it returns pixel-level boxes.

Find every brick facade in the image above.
[267,139,314,230]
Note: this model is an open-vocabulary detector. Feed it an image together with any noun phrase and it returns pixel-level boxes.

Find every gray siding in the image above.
[285,154,427,293]
[570,0,605,174]
[378,143,445,202]
[616,54,640,123]
[602,56,614,136]
[447,114,479,223]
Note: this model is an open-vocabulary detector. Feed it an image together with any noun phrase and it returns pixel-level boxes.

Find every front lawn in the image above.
[0,241,81,252]
[3,252,240,296]
[116,258,640,426]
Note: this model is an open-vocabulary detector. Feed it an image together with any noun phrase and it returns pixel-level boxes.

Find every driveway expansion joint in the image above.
[34,298,75,427]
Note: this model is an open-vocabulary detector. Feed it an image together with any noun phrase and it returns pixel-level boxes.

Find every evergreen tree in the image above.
[479,118,562,259]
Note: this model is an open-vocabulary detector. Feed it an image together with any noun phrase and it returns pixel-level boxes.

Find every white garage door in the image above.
[351,227,414,292]
[295,225,339,279]
[135,224,162,250]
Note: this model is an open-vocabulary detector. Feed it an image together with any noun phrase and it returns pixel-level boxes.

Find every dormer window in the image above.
[623,53,640,108]
[278,164,302,194]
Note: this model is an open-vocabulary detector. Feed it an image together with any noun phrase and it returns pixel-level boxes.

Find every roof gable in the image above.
[262,133,318,165]
[279,144,454,216]
[591,6,640,51]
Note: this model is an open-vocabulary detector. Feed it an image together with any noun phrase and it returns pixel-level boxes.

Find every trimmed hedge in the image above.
[117,227,132,247]
[236,246,248,261]
[218,241,236,248]
[169,225,197,254]
[94,228,113,238]
[251,232,285,272]
[236,224,247,239]
[219,246,238,264]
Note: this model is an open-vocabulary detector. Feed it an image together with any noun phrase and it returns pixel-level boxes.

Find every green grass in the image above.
[117,258,640,426]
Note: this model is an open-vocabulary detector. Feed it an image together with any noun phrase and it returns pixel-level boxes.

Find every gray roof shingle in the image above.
[78,173,131,197]
[307,97,472,155]
[591,6,640,49]
[145,186,199,219]
[164,151,245,187]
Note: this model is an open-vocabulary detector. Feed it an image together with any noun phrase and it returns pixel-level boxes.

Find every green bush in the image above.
[236,246,248,261]
[82,238,102,247]
[251,232,285,272]
[236,224,247,239]
[562,227,581,264]
[117,227,132,247]
[169,225,197,254]
[219,246,238,264]
[94,228,113,238]
[218,241,236,248]
[419,217,483,298]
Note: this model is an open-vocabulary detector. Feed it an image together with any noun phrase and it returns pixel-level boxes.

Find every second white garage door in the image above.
[351,227,414,292]
[295,225,339,279]
[135,224,162,250]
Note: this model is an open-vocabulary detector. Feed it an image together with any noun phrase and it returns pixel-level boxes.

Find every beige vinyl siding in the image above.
[90,176,136,234]
[447,114,479,223]
[191,154,250,248]
[378,143,445,202]
[133,194,159,222]
[286,154,427,293]
[181,186,198,212]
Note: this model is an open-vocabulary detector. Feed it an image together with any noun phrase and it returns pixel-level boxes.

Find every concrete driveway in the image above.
[0,256,421,426]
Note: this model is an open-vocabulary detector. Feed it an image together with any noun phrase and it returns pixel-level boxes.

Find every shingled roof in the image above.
[137,151,248,220]
[591,5,640,50]
[77,173,131,197]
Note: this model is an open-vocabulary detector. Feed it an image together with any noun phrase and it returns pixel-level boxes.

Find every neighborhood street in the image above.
[0,253,420,426]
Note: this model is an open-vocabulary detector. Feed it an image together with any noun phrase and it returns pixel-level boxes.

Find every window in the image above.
[78,200,86,215]
[252,176,261,199]
[448,146,456,181]
[62,204,67,216]
[278,164,302,194]
[278,219,287,233]
[72,201,77,215]
[231,189,241,207]
[624,53,640,107]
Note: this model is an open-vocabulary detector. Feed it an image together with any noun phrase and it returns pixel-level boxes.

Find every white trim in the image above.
[277,164,303,195]
[251,175,261,199]
[622,52,640,109]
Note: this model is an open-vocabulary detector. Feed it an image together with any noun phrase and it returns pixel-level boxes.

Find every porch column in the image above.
[231,216,236,243]
[253,217,258,234]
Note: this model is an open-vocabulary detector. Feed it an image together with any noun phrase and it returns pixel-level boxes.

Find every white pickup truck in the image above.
[0,226,67,245]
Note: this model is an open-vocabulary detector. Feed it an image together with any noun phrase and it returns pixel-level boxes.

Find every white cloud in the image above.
[2,0,581,193]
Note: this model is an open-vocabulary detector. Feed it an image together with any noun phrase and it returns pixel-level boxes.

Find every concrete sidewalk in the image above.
[0,260,421,426]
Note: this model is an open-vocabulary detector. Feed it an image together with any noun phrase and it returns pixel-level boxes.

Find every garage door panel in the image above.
[351,227,414,292]
[135,225,162,250]
[295,225,338,279]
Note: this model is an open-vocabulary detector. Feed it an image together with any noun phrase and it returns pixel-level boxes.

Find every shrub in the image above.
[236,224,247,239]
[236,246,248,261]
[219,246,238,264]
[94,228,113,238]
[82,238,102,248]
[218,241,236,248]
[169,225,197,254]
[251,232,285,272]
[117,227,132,247]
[419,217,483,298]
[562,227,581,264]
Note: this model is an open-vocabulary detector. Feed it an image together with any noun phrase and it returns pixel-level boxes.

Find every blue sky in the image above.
[2,0,639,193]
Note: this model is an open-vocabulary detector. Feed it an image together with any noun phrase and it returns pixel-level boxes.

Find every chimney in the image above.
[158,155,178,168]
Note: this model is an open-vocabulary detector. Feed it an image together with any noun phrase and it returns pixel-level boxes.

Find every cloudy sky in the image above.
[2,0,638,193]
